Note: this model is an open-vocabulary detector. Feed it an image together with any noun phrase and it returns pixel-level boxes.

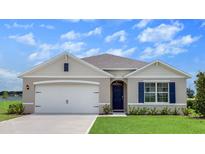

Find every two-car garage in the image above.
[34,80,99,114]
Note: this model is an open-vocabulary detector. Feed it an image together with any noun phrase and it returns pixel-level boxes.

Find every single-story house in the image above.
[19,52,191,114]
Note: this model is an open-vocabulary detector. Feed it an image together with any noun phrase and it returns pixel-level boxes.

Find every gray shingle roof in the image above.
[82,54,148,69]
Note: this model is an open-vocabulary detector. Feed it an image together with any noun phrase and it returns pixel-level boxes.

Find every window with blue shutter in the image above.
[138,82,144,103]
[169,82,176,103]
[64,63,69,72]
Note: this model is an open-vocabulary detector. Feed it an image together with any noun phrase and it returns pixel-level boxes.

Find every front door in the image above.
[112,81,124,111]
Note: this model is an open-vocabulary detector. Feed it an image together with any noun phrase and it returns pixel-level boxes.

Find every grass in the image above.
[89,116,205,134]
[0,101,22,122]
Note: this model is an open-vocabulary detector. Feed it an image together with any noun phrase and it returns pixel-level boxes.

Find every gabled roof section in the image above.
[18,52,114,78]
[124,60,191,78]
[82,54,148,69]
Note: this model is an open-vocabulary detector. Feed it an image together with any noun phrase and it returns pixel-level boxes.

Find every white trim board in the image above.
[33,80,100,85]
[143,80,170,82]
[126,76,187,78]
[22,75,182,79]
[22,76,111,78]
[102,68,137,70]
[128,103,186,106]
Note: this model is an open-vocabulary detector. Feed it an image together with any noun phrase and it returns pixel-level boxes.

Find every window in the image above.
[157,83,168,102]
[144,83,155,102]
[144,82,169,103]
[64,63,69,72]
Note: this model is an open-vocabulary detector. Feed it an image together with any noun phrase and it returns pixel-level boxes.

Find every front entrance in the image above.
[112,81,124,111]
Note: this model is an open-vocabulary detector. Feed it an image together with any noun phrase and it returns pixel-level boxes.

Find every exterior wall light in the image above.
[26,84,30,90]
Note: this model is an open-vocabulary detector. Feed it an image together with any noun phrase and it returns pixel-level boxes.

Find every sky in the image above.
[0,19,204,91]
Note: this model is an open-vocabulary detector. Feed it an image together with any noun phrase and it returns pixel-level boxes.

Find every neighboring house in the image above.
[19,52,191,114]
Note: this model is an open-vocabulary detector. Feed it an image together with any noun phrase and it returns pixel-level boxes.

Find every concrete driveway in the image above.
[0,114,97,134]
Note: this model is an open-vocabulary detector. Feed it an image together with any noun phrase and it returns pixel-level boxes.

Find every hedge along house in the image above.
[19,52,191,114]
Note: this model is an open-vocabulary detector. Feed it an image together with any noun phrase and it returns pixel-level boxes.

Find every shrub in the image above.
[160,107,171,115]
[172,107,180,115]
[148,108,159,115]
[181,108,200,117]
[181,108,189,116]
[187,99,196,109]
[2,91,9,99]
[138,107,149,115]
[128,107,150,115]
[194,72,205,117]
[7,104,24,114]
[128,106,140,115]
[187,108,200,118]
[128,106,136,115]
[102,104,111,114]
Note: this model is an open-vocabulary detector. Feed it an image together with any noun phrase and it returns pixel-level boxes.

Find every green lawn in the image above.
[89,116,205,134]
[0,101,22,122]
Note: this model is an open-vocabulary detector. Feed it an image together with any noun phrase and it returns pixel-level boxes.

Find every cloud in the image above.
[64,19,95,23]
[4,22,33,29]
[29,43,59,61]
[0,68,22,91]
[133,19,152,29]
[60,31,81,40]
[105,30,127,42]
[39,24,55,29]
[28,41,86,62]
[137,22,183,42]
[85,27,102,36]
[61,27,102,40]
[77,48,101,58]
[64,19,81,23]
[200,22,205,27]
[9,33,36,46]
[140,35,200,59]
[61,41,86,52]
[0,68,18,79]
[106,47,136,57]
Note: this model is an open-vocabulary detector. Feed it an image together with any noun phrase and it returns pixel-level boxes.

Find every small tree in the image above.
[2,91,9,99]
[187,88,195,98]
[194,72,205,117]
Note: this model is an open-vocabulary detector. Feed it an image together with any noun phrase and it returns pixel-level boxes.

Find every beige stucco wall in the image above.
[23,77,187,114]
[128,62,186,78]
[105,70,134,78]
[24,55,110,77]
[22,78,111,113]
[127,78,187,104]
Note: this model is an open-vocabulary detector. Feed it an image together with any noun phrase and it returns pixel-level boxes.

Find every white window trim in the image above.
[144,82,169,104]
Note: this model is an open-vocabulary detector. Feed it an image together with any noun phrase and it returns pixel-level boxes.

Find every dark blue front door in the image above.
[112,82,124,110]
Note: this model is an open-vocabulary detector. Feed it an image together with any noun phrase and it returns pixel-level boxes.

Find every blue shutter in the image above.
[138,82,144,103]
[64,63,69,72]
[169,82,176,103]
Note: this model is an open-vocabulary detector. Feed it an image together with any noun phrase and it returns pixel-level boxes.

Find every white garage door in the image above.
[35,83,99,114]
